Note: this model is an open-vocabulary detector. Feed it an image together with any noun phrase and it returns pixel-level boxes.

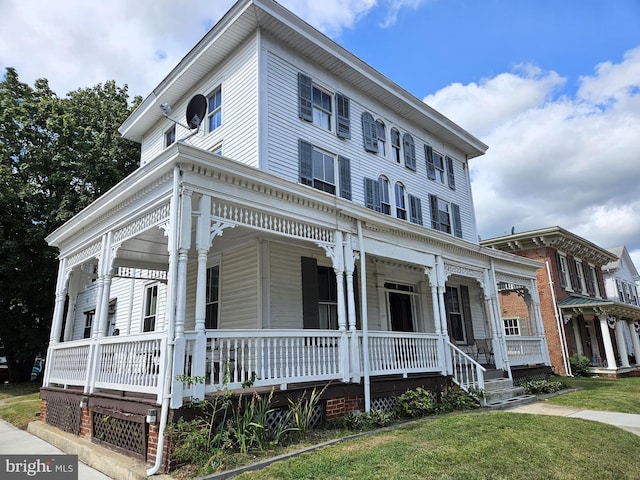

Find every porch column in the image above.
[614,319,630,368]
[192,195,212,400]
[435,256,452,374]
[598,314,617,369]
[49,258,69,345]
[627,320,640,366]
[487,263,508,374]
[529,279,551,366]
[425,267,441,335]
[343,234,360,382]
[334,232,350,382]
[63,268,82,341]
[570,317,584,356]
[96,233,117,338]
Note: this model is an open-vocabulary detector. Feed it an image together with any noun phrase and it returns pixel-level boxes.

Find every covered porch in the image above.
[559,295,640,377]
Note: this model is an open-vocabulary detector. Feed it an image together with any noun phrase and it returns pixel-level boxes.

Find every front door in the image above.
[387,284,414,332]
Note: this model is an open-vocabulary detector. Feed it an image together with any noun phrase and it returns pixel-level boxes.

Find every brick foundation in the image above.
[39,399,47,423]
[79,406,91,438]
[325,394,364,420]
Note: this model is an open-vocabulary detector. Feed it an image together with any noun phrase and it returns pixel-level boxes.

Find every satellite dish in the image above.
[186,94,207,130]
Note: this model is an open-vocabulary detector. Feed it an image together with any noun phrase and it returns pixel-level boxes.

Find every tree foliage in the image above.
[0,67,141,381]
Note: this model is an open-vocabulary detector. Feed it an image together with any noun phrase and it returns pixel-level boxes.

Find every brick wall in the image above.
[79,406,91,438]
[39,399,47,422]
[325,394,364,420]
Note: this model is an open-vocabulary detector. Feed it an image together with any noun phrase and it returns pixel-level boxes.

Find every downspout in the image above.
[357,220,371,412]
[546,261,572,376]
[147,165,181,476]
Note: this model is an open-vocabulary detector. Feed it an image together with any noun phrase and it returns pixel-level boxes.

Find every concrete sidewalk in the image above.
[507,401,640,436]
[0,419,111,479]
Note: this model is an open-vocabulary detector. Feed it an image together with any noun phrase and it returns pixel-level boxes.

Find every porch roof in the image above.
[559,294,640,320]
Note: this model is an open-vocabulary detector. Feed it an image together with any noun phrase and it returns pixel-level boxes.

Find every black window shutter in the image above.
[446,156,456,190]
[460,285,475,345]
[556,253,567,288]
[451,203,462,238]
[298,73,313,122]
[584,263,595,295]
[338,155,352,200]
[301,257,320,329]
[361,112,378,152]
[567,257,579,291]
[336,93,351,139]
[403,133,416,171]
[409,194,423,225]
[425,145,436,180]
[364,177,381,212]
[429,194,440,230]
[298,139,313,186]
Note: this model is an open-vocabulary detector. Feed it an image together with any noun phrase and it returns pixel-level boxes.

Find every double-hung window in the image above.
[83,311,94,339]
[589,266,601,297]
[312,85,332,130]
[395,182,407,220]
[557,254,571,290]
[205,266,220,329]
[391,128,401,163]
[379,176,391,215]
[503,318,521,336]
[429,195,462,237]
[143,284,158,332]
[575,260,587,293]
[164,125,176,148]
[299,140,352,199]
[208,87,222,132]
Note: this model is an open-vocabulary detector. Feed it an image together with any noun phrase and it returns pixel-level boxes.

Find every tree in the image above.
[0,68,141,382]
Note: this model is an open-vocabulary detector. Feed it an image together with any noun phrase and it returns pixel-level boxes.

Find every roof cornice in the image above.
[480,226,618,266]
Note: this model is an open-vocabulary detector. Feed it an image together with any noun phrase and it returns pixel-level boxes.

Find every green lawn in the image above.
[0,383,41,429]
[237,412,640,479]
[549,376,640,414]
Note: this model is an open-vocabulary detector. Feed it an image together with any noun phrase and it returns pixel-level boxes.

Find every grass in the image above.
[0,382,41,429]
[548,376,640,414]
[236,412,640,479]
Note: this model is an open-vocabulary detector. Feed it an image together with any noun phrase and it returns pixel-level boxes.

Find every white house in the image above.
[40,0,551,472]
[602,246,640,365]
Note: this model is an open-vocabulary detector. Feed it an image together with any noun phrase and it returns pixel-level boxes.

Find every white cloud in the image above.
[379,0,427,28]
[426,47,640,265]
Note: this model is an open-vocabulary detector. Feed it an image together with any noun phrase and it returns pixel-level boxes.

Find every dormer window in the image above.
[208,86,222,132]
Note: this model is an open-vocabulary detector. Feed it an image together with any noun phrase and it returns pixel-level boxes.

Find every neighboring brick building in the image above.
[482,227,640,377]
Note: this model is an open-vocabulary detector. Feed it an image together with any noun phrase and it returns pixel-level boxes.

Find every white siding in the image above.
[263,37,478,243]
[140,36,260,167]
[268,242,305,329]
[219,241,259,328]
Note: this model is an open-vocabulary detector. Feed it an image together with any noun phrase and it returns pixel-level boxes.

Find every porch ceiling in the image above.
[114,229,169,271]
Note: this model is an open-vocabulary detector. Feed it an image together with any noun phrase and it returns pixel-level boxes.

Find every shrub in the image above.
[437,385,480,413]
[569,355,593,377]
[335,409,397,431]
[522,380,563,395]
[395,387,436,418]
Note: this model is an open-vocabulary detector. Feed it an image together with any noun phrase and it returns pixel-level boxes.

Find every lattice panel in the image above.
[45,395,81,435]
[264,404,324,433]
[92,409,147,460]
[513,372,550,386]
[371,396,397,413]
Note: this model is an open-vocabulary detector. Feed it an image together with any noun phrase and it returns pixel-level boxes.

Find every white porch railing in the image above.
[46,333,165,400]
[363,331,441,376]
[449,342,486,404]
[182,330,346,395]
[46,340,92,387]
[93,333,165,395]
[505,336,546,366]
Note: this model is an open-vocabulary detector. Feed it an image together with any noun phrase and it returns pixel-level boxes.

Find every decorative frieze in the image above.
[67,241,102,269]
[113,202,171,244]
[444,263,484,281]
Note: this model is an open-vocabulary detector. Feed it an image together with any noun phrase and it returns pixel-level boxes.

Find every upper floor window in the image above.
[395,182,407,220]
[164,125,176,148]
[575,260,587,293]
[312,85,332,130]
[426,145,455,189]
[208,87,222,132]
[557,254,571,290]
[361,112,378,153]
[205,265,220,329]
[429,194,462,238]
[403,133,416,171]
[379,176,391,215]
[299,140,351,200]
[376,119,386,156]
[589,266,601,297]
[335,93,351,139]
[143,284,159,332]
[391,128,401,163]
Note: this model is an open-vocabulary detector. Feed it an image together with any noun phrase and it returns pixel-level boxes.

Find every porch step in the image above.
[483,376,535,409]
[485,394,537,410]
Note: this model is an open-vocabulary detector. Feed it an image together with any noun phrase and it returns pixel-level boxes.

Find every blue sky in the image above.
[1,0,639,268]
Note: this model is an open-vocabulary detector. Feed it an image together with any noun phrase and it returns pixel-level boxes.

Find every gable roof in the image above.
[118,0,487,159]
[603,246,640,279]
[480,226,617,267]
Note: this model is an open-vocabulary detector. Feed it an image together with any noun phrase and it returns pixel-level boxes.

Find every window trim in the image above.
[143,283,159,332]
[207,86,222,133]
[164,125,176,148]
[375,119,386,156]
[391,128,401,163]
[379,176,391,215]
[395,182,407,220]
